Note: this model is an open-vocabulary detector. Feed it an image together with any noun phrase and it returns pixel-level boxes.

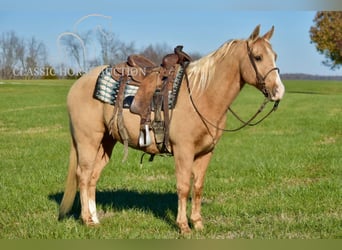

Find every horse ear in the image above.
[262,26,274,41]
[248,25,260,41]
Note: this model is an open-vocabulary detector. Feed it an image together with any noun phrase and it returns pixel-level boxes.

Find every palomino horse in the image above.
[58,25,285,234]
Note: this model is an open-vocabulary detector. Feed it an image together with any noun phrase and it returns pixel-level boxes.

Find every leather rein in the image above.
[184,41,280,133]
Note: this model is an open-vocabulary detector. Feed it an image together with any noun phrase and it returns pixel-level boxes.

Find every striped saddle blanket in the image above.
[93,66,184,110]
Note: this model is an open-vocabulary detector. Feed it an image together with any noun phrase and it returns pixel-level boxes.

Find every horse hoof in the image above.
[83,217,100,227]
[86,221,100,227]
[193,221,204,231]
[179,223,192,235]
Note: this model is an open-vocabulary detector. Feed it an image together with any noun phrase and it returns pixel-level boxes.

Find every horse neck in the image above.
[189,41,245,122]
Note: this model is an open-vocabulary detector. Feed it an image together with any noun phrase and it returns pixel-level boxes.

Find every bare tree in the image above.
[26,37,47,75]
[0,31,48,79]
[139,43,200,64]
[0,31,20,79]
[140,43,173,65]
[58,31,91,71]
[97,29,121,64]
[97,29,136,65]
[117,40,136,63]
[188,51,202,61]
[16,37,26,72]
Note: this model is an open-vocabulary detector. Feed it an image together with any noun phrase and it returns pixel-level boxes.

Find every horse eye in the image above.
[254,55,262,61]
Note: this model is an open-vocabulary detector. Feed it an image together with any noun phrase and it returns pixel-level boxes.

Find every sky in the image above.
[0,0,341,76]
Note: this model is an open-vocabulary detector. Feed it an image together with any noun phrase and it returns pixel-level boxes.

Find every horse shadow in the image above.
[49,189,178,228]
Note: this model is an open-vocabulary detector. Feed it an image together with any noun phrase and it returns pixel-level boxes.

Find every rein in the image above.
[183,41,280,133]
[227,100,279,132]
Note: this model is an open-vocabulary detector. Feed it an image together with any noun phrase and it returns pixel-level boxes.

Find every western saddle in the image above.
[110,46,192,155]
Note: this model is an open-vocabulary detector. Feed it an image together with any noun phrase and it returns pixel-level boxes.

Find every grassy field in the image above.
[0,79,341,239]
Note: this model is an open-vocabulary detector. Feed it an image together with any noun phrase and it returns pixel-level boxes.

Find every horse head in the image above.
[241,25,285,102]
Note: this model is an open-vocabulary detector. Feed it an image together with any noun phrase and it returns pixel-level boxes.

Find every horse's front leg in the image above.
[191,152,212,231]
[174,147,194,234]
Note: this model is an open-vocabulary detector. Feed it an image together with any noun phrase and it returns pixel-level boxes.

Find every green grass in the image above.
[0,79,341,239]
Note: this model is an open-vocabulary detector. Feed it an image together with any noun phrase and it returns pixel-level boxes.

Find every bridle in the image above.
[184,41,281,133]
[246,41,280,99]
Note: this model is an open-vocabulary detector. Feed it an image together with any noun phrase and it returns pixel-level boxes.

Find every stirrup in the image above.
[139,124,152,147]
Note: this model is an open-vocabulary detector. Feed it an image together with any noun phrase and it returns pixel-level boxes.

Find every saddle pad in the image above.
[93,66,184,109]
[93,67,138,107]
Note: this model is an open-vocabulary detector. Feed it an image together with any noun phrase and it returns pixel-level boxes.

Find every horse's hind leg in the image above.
[87,133,116,224]
[190,152,212,231]
[75,130,108,225]
[76,143,99,225]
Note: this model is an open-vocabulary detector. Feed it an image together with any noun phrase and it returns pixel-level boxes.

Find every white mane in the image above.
[186,40,238,94]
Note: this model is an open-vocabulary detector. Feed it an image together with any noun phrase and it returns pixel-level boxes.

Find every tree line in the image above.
[281,73,342,81]
[0,11,340,80]
[56,28,201,77]
[0,31,48,79]
[0,29,201,80]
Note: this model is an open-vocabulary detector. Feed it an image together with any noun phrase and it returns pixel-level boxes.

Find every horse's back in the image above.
[67,65,108,106]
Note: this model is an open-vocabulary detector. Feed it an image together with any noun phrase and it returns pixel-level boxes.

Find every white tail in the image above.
[58,139,78,219]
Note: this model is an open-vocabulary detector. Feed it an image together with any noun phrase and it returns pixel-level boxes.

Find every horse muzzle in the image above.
[260,68,285,102]
[270,78,285,101]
